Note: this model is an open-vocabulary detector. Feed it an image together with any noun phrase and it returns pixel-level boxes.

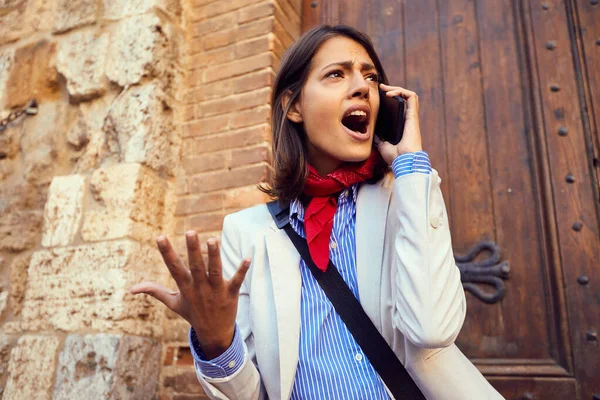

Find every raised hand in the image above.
[130,231,251,359]
[374,82,423,164]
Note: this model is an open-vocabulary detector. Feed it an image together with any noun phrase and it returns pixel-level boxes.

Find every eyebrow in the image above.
[320,60,377,72]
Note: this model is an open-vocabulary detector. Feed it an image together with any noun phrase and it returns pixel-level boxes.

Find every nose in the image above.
[349,73,370,99]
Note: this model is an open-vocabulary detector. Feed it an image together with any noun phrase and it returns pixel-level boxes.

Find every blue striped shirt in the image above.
[190,151,432,397]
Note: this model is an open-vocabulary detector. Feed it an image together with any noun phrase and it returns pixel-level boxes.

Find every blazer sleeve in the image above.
[388,169,467,348]
[192,214,265,400]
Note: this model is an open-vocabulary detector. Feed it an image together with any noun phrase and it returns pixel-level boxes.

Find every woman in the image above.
[132,25,504,400]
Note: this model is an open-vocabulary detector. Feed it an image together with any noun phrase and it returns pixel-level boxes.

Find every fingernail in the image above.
[156,236,166,249]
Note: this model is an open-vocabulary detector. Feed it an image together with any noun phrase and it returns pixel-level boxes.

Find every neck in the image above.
[307,146,342,176]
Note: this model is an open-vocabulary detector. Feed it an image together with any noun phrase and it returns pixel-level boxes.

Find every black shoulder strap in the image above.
[266,200,426,400]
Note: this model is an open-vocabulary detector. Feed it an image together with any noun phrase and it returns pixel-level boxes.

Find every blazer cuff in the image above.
[392,151,432,178]
[189,325,245,379]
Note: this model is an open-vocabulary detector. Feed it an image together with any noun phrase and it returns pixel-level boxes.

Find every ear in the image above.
[281,90,303,123]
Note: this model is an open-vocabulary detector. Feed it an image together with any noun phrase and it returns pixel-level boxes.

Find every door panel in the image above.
[302,0,600,398]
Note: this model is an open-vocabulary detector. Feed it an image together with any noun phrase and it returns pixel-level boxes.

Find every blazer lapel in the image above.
[355,181,392,332]
[265,221,302,400]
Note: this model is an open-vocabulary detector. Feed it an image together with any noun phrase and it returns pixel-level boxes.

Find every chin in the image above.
[336,143,373,163]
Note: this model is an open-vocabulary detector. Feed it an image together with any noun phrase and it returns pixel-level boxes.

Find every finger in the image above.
[130,282,179,311]
[229,258,251,294]
[379,83,416,99]
[186,230,207,284]
[206,238,223,286]
[156,236,191,287]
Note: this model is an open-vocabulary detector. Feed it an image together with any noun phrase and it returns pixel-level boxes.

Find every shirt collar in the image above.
[289,183,359,223]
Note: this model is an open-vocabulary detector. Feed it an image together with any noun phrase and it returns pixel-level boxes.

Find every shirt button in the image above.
[228,360,236,368]
[355,353,363,362]
[430,216,441,228]
[330,241,337,249]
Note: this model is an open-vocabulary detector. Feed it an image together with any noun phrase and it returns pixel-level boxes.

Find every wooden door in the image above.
[303,1,600,399]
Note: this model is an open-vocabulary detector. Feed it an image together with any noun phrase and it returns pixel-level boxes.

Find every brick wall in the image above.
[158,0,302,398]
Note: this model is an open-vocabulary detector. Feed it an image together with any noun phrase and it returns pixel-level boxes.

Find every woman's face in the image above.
[286,36,381,176]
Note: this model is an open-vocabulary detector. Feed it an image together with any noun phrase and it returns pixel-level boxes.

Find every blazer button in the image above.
[430,216,441,228]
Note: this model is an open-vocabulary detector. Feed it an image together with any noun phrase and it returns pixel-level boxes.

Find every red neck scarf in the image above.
[303,150,381,271]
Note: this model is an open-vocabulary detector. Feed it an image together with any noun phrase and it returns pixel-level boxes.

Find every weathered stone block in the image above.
[0,210,43,252]
[3,335,61,400]
[0,287,7,318]
[0,0,58,46]
[0,49,14,109]
[57,30,109,102]
[104,83,177,174]
[0,335,15,390]
[72,94,116,173]
[41,174,86,247]
[52,334,161,399]
[103,0,181,20]
[106,14,176,88]
[21,240,167,336]
[20,101,68,184]
[82,163,166,242]
[4,39,59,109]
[9,252,31,315]
[53,0,97,33]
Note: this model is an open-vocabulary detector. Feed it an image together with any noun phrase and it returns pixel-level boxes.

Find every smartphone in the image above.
[375,88,405,145]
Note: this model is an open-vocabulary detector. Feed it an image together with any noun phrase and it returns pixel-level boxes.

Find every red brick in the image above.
[189,163,269,193]
[190,11,237,37]
[201,28,237,51]
[176,346,195,366]
[191,0,261,21]
[163,370,205,393]
[176,175,190,195]
[271,34,286,60]
[184,123,270,156]
[230,145,270,168]
[173,395,209,400]
[199,19,272,52]
[182,153,227,175]
[182,105,196,122]
[235,34,272,59]
[191,0,220,6]
[174,395,209,400]
[175,218,186,234]
[237,17,274,42]
[187,69,272,103]
[175,192,224,216]
[187,67,205,87]
[196,87,271,118]
[224,184,271,209]
[229,105,271,129]
[203,52,273,83]
[182,114,230,137]
[238,1,275,24]
[188,45,236,71]
[188,211,226,232]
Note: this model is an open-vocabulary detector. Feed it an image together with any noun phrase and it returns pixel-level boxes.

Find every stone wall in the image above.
[0,0,301,398]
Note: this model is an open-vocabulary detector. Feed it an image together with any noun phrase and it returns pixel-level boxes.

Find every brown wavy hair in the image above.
[259,24,390,203]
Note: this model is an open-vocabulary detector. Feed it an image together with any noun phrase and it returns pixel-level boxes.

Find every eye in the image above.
[326,70,343,78]
[366,73,380,82]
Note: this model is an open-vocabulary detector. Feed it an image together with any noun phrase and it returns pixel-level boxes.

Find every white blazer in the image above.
[194,170,504,400]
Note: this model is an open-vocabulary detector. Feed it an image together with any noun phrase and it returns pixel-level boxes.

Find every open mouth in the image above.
[341,112,369,134]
